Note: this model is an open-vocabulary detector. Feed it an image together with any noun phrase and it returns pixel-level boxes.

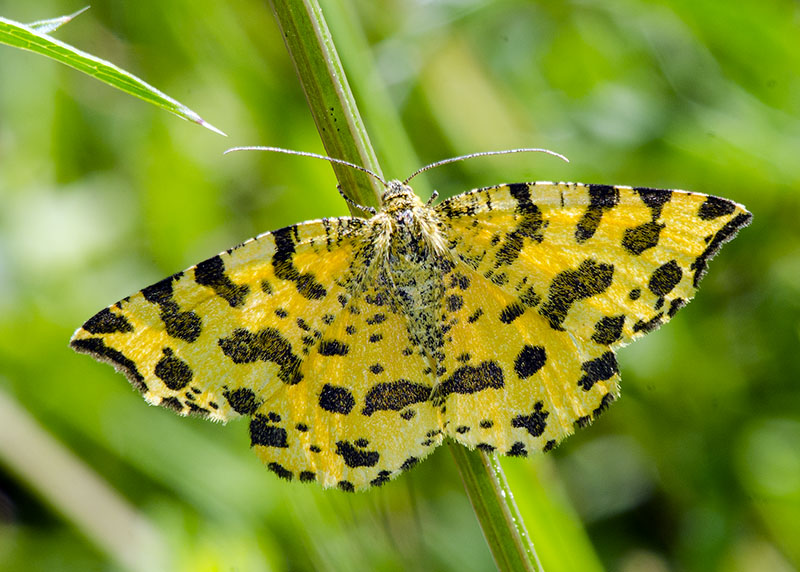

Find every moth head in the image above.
[380,180,420,208]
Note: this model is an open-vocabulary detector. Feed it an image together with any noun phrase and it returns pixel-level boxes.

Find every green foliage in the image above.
[0,9,223,135]
[0,1,797,571]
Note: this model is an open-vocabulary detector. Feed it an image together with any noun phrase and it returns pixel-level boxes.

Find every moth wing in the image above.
[433,264,618,455]
[434,182,750,451]
[249,286,442,490]
[71,217,367,423]
[436,182,751,349]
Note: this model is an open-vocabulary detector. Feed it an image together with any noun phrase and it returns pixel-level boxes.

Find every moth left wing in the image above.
[71,217,367,423]
[431,264,618,456]
[434,182,750,452]
[436,182,751,349]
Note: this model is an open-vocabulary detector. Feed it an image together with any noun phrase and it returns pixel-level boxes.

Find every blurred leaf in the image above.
[0,12,225,135]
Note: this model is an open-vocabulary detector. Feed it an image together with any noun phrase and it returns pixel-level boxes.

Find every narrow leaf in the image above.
[27,6,90,34]
[0,14,225,136]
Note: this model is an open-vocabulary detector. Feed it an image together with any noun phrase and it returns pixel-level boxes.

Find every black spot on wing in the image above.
[577,352,618,391]
[433,361,504,405]
[194,255,250,307]
[649,260,683,297]
[507,442,528,457]
[267,462,293,480]
[160,396,184,413]
[318,339,349,356]
[154,348,193,390]
[575,185,620,243]
[82,308,134,334]
[511,401,549,437]
[621,222,664,255]
[272,226,327,300]
[633,187,672,220]
[514,345,546,379]
[574,416,591,429]
[362,380,432,415]
[539,259,614,330]
[519,286,541,308]
[218,327,302,385]
[250,414,288,447]
[499,302,525,324]
[365,313,386,325]
[592,392,616,419]
[495,184,546,266]
[142,275,202,342]
[698,196,736,220]
[591,315,625,345]
[319,384,355,414]
[633,313,664,334]
[467,308,484,323]
[450,273,470,290]
[370,470,392,487]
[668,297,687,317]
[335,440,380,468]
[186,402,209,416]
[401,456,419,471]
[223,387,261,415]
[495,231,524,266]
[446,294,464,312]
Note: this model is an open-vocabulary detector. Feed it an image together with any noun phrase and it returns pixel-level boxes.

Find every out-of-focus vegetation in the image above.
[0,1,797,570]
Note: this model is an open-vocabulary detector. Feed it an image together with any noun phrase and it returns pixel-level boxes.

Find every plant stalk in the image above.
[269,1,541,569]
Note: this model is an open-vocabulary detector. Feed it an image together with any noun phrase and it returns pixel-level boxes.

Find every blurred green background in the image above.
[1,1,798,570]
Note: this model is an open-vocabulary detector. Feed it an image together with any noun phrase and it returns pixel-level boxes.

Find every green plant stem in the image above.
[268,0,383,211]
[450,445,543,572]
[269,1,541,570]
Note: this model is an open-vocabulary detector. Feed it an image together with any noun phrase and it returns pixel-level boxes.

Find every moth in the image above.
[72,148,751,491]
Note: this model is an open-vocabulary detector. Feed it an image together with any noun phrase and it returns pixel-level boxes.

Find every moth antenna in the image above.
[225,146,388,187]
[425,190,439,206]
[403,148,569,185]
[337,185,377,216]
